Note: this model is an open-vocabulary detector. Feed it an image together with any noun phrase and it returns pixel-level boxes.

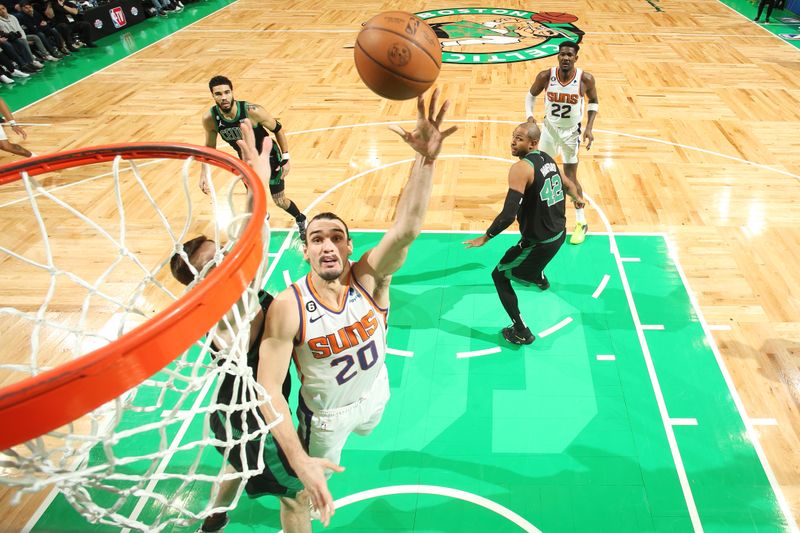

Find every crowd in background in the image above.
[0,0,205,86]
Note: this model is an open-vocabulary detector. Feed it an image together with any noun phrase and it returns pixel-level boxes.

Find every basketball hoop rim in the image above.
[0,143,268,449]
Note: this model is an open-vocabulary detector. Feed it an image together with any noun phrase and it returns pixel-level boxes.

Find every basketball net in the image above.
[0,147,280,531]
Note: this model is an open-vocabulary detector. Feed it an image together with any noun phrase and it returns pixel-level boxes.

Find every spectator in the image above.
[47,0,96,48]
[0,47,24,83]
[1,3,56,62]
[0,3,50,65]
[15,0,65,58]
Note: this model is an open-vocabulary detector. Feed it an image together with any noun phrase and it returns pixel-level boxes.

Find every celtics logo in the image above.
[415,8,583,64]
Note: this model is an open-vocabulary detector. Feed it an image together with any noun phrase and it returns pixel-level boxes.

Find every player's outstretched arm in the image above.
[463,160,530,248]
[526,69,550,122]
[355,89,457,291]
[257,292,344,527]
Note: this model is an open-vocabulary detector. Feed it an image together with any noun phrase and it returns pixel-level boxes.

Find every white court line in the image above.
[537,317,573,338]
[666,236,799,531]
[277,485,541,533]
[713,0,800,51]
[22,110,798,529]
[750,418,779,426]
[282,270,293,288]
[592,274,610,299]
[641,324,665,331]
[457,347,501,359]
[387,347,413,358]
[1,122,51,127]
[596,354,617,361]
[589,193,703,530]
[621,257,641,263]
[669,418,699,426]
[708,324,732,331]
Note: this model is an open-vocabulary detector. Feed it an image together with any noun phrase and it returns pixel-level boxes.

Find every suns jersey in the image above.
[543,67,584,129]
[290,270,389,413]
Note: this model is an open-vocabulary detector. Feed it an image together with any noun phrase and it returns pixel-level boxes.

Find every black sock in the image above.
[283,200,304,222]
[492,268,527,331]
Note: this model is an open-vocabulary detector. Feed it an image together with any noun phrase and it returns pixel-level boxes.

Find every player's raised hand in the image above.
[236,118,273,181]
[294,456,345,527]
[389,88,457,160]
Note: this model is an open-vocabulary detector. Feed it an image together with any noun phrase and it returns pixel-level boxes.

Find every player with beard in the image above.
[256,89,456,528]
[525,41,598,245]
[202,75,307,240]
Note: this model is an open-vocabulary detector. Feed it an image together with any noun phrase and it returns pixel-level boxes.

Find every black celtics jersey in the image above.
[211,100,271,158]
[212,291,290,434]
[518,150,567,242]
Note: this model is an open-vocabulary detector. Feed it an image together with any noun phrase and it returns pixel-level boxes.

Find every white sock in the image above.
[575,208,586,224]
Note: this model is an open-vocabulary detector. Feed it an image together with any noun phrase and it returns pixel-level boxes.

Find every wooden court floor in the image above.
[1,0,798,530]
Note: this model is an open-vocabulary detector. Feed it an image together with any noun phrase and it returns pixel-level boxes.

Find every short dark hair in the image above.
[18,0,32,6]
[208,75,233,93]
[307,212,351,240]
[170,235,213,286]
[559,41,580,53]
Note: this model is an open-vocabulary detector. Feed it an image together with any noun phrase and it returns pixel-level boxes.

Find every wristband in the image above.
[587,103,599,113]
[9,120,16,125]
[281,152,290,160]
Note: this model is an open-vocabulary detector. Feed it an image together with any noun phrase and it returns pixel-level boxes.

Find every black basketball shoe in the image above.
[502,325,535,345]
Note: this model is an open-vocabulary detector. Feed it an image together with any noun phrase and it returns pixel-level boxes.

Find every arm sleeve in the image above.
[486,189,524,238]
[525,92,535,119]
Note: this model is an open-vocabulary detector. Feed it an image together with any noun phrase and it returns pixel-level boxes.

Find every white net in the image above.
[0,149,281,531]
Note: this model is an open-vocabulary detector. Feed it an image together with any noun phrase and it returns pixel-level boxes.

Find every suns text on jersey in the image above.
[307,309,379,359]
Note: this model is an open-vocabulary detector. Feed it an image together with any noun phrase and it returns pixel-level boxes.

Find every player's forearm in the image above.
[258,393,309,464]
[392,154,435,242]
[525,92,536,120]
[585,110,597,131]
[275,130,290,154]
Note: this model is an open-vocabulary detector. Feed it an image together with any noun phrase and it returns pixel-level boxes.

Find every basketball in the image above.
[531,12,579,24]
[354,11,442,100]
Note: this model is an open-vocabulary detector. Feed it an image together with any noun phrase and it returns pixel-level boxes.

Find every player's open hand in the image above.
[388,88,457,160]
[582,129,594,151]
[463,235,489,248]
[11,124,26,140]
[295,455,344,527]
[236,118,273,182]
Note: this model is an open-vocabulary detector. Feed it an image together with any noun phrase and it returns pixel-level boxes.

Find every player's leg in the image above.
[269,181,307,241]
[561,128,587,244]
[0,139,32,158]
[279,491,312,533]
[296,397,351,473]
[493,241,535,344]
[537,121,559,160]
[509,232,566,291]
[199,465,240,532]
[354,365,391,436]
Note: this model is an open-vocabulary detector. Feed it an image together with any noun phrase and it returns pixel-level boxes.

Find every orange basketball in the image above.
[354,11,442,100]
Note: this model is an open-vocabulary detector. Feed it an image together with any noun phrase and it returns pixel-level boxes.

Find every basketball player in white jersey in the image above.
[257,89,457,528]
[525,41,598,244]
